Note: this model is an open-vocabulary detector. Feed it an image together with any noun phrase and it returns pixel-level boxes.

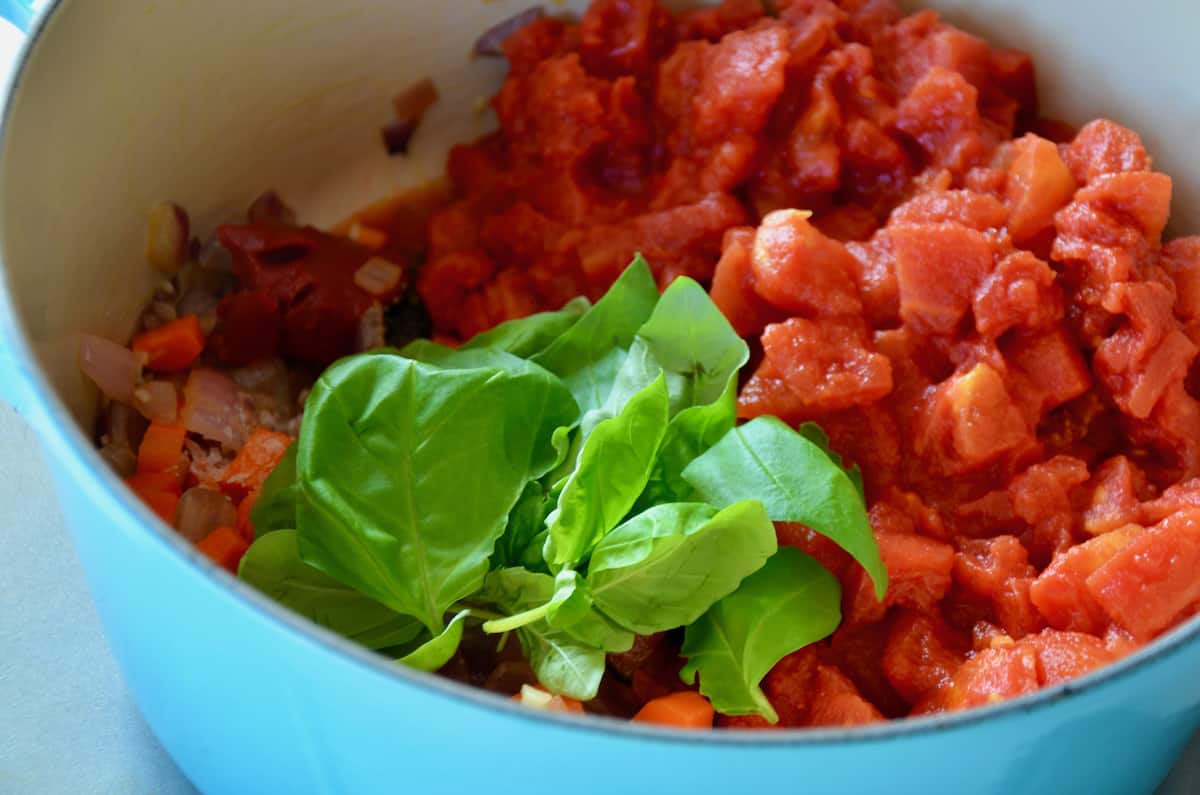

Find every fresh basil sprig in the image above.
[238,256,884,720]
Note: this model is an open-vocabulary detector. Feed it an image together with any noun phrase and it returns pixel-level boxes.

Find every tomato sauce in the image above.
[412,0,1200,725]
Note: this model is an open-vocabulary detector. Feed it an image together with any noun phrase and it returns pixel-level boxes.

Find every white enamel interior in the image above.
[0,0,1196,426]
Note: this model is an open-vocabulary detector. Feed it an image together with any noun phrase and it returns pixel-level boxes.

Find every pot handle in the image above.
[0,0,32,413]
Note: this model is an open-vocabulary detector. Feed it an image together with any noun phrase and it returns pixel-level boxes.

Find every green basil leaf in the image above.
[238,530,423,650]
[799,422,865,501]
[480,568,632,654]
[545,570,592,629]
[249,444,300,538]
[605,276,749,417]
[544,375,670,569]
[516,624,607,701]
[679,547,842,722]
[461,296,590,357]
[636,377,738,508]
[297,353,578,632]
[480,567,556,611]
[480,568,613,698]
[494,482,552,570]
[396,609,470,672]
[532,256,659,416]
[682,416,887,600]
[588,501,777,634]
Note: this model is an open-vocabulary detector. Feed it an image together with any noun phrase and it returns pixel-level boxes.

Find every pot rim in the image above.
[2,0,1198,749]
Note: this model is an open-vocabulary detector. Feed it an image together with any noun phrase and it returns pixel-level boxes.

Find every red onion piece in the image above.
[181,368,251,451]
[132,380,179,424]
[174,486,238,541]
[79,334,143,404]
[354,257,404,296]
[473,7,544,57]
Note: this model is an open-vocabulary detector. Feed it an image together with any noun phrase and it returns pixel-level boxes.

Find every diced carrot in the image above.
[235,489,260,541]
[632,691,715,729]
[137,422,188,474]
[126,470,182,496]
[125,477,180,524]
[349,222,388,251]
[131,315,206,372]
[196,526,250,573]
[511,684,585,714]
[219,428,293,500]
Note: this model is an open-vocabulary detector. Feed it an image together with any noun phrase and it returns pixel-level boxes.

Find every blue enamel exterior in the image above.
[3,3,1200,793]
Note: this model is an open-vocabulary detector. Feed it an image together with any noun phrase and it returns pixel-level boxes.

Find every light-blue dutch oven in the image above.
[2,1,1199,793]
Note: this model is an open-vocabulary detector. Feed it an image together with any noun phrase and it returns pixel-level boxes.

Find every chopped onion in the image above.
[184,439,233,486]
[176,261,235,330]
[231,357,291,402]
[174,486,238,542]
[132,380,179,424]
[196,234,234,273]
[354,257,403,296]
[247,190,297,226]
[181,368,251,451]
[79,334,143,404]
[357,302,386,352]
[392,78,439,124]
[145,202,190,274]
[97,402,147,477]
[139,298,178,332]
[473,7,544,57]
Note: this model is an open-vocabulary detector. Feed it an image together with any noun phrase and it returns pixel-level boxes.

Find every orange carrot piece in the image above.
[131,489,180,525]
[349,222,388,251]
[126,470,182,496]
[632,691,715,729]
[219,429,293,500]
[131,315,206,372]
[137,422,187,474]
[197,526,250,573]
[235,489,260,541]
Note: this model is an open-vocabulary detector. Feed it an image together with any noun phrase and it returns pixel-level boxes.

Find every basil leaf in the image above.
[480,567,556,611]
[606,276,749,417]
[249,444,300,538]
[682,416,887,599]
[545,570,592,629]
[396,610,470,672]
[637,378,738,508]
[588,500,777,634]
[494,482,552,570]
[461,296,590,357]
[517,624,607,701]
[679,547,842,722]
[532,255,659,416]
[297,353,578,632]
[480,568,614,698]
[481,568,632,654]
[799,422,865,501]
[238,530,423,650]
[544,375,670,570]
